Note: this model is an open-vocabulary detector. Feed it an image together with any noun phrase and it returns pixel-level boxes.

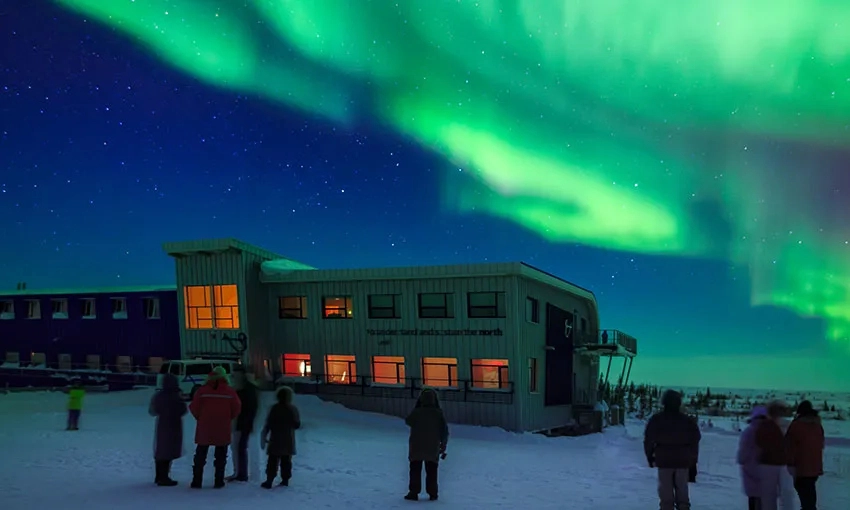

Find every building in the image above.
[0,285,180,373]
[164,238,638,433]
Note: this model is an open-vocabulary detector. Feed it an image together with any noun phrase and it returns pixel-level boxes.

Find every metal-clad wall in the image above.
[515,276,599,432]
[240,251,273,370]
[173,252,247,357]
[263,270,522,430]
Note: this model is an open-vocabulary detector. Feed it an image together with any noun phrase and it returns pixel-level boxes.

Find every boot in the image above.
[404,493,418,501]
[156,461,178,487]
[261,479,274,489]
[154,460,164,484]
[213,467,226,488]
[190,467,203,489]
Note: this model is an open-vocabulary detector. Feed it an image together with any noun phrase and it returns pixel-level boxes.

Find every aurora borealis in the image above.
[2,1,849,390]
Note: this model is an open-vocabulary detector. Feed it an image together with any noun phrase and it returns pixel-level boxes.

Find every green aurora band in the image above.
[55,0,850,346]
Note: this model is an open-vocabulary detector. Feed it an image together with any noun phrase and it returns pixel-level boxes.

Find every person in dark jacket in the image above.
[404,388,449,502]
[148,373,188,486]
[755,400,788,510]
[259,386,301,489]
[644,389,701,510]
[226,369,260,483]
[189,366,242,489]
[785,400,825,510]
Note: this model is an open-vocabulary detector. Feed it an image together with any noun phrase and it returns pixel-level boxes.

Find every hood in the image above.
[796,400,818,417]
[206,366,228,385]
[660,389,682,412]
[416,388,440,408]
[276,385,294,404]
[747,405,767,423]
[161,373,179,391]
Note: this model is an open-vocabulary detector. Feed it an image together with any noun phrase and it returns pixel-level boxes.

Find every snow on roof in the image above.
[260,258,316,278]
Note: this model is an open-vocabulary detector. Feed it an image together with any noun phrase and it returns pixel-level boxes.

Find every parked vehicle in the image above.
[157,359,237,400]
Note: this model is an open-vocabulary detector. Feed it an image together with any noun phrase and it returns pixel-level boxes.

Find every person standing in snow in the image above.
[148,372,187,486]
[404,388,449,502]
[785,400,825,510]
[259,386,301,489]
[754,401,788,510]
[189,366,241,489]
[737,405,768,510]
[66,379,85,431]
[643,389,701,510]
[226,368,260,482]
[775,405,798,510]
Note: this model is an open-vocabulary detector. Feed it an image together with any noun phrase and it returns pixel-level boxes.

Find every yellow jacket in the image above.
[68,388,85,410]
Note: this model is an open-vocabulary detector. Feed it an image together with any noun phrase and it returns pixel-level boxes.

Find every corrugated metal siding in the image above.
[264,271,521,430]
[515,276,599,432]
[241,251,272,370]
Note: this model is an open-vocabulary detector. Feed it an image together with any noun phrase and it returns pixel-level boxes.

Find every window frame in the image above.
[0,299,13,318]
[278,296,308,319]
[421,357,459,389]
[367,294,401,319]
[417,293,454,319]
[80,298,96,319]
[470,358,510,390]
[111,297,128,319]
[324,355,357,384]
[183,284,240,330]
[526,296,539,323]
[280,353,312,378]
[467,291,507,318]
[528,358,538,393]
[322,296,353,319]
[26,299,41,319]
[371,355,406,386]
[51,298,69,319]
[143,297,161,319]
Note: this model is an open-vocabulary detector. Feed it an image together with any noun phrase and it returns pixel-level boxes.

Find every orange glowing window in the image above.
[323,296,352,319]
[213,284,240,329]
[471,359,510,389]
[281,354,311,378]
[184,286,212,329]
[421,357,458,388]
[325,354,356,384]
[372,356,406,385]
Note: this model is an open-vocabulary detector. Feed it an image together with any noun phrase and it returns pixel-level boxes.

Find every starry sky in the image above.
[2,1,849,392]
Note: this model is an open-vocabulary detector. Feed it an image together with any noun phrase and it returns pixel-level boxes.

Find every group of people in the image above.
[147,367,450,500]
[643,389,826,510]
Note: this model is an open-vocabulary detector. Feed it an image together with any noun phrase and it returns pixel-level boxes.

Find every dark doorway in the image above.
[544,303,574,406]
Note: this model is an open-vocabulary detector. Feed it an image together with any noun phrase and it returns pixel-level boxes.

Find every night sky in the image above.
[2,1,849,392]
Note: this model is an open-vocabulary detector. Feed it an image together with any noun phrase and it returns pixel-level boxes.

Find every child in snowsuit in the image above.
[737,405,768,510]
[149,373,187,486]
[260,386,301,489]
[66,379,85,430]
[404,388,449,502]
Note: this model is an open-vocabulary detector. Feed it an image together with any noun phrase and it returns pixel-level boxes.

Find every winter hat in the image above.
[660,389,683,411]
[207,366,227,382]
[796,400,816,416]
[747,405,768,423]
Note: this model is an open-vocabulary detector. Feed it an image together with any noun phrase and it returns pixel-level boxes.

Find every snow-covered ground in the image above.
[1,389,848,510]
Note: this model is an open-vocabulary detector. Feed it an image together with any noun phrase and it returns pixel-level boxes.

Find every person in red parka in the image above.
[189,366,241,489]
[785,400,825,510]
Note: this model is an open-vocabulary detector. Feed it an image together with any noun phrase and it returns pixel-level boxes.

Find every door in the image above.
[544,303,574,406]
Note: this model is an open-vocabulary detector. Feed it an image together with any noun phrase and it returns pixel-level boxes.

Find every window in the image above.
[81,298,96,319]
[115,356,133,373]
[471,359,510,390]
[185,362,213,376]
[325,355,356,384]
[144,298,161,319]
[111,297,128,319]
[5,352,20,364]
[213,284,239,329]
[528,358,538,392]
[580,317,587,332]
[421,357,459,388]
[323,297,353,319]
[184,285,213,329]
[148,356,164,373]
[418,293,454,319]
[279,296,308,319]
[26,299,41,319]
[168,363,181,376]
[58,354,72,370]
[0,300,13,319]
[30,352,46,366]
[372,356,405,385]
[85,355,101,370]
[368,294,401,319]
[51,299,69,319]
[526,297,539,323]
[467,292,506,318]
[281,354,312,378]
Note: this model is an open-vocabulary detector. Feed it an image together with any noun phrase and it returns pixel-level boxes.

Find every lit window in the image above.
[528,358,538,392]
[368,294,401,319]
[279,296,308,319]
[184,286,213,329]
[325,354,356,384]
[1,300,14,319]
[213,285,239,329]
[51,299,69,319]
[111,297,128,319]
[418,293,454,319]
[323,297,352,319]
[81,298,96,319]
[467,292,506,318]
[421,357,458,388]
[471,359,510,389]
[144,297,160,319]
[372,356,405,385]
[26,300,41,319]
[281,354,312,378]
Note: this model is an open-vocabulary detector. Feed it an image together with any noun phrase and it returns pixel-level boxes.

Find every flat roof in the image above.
[0,285,176,298]
[162,238,286,261]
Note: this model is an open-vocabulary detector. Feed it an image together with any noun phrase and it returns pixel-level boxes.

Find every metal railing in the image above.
[0,362,158,390]
[574,329,638,355]
[276,373,514,405]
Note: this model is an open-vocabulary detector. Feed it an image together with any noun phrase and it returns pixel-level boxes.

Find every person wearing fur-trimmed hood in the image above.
[404,388,449,502]
[260,385,301,489]
[188,366,241,489]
